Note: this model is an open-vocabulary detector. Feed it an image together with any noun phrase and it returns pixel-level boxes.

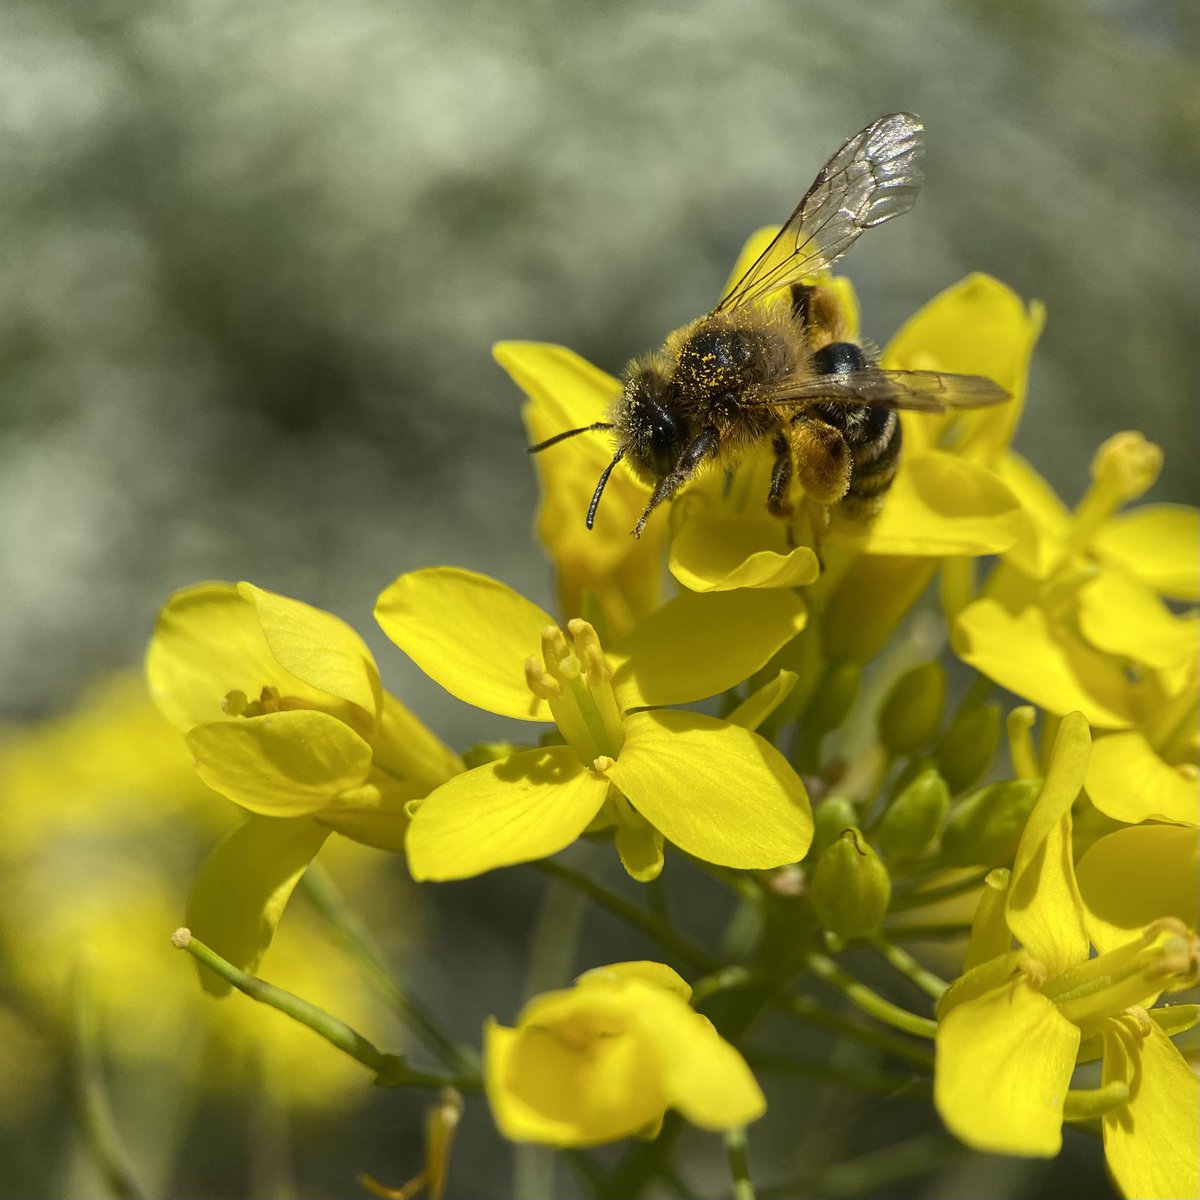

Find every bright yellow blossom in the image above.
[375,568,812,881]
[934,712,1200,1198]
[146,582,461,978]
[485,961,764,1146]
[496,341,666,638]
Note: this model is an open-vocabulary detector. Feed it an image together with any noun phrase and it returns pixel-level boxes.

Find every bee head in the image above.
[616,358,687,483]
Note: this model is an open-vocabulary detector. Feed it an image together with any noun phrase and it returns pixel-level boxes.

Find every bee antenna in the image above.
[587,447,627,530]
[527,422,613,454]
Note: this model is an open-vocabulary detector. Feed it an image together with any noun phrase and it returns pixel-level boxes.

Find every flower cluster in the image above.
[144,234,1197,1198]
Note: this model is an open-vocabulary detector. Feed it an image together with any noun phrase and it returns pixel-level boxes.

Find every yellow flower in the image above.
[0,674,403,1115]
[953,433,1199,840]
[496,341,666,638]
[146,582,461,981]
[934,713,1200,1197]
[484,961,763,1146]
[375,568,812,881]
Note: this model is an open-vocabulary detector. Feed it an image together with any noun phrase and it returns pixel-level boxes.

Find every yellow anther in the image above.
[568,619,613,683]
[1089,431,1162,503]
[222,689,249,716]
[593,755,616,773]
[525,656,561,700]
[1118,1005,1153,1038]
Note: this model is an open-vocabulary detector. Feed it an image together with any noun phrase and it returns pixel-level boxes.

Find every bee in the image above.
[528,112,1009,538]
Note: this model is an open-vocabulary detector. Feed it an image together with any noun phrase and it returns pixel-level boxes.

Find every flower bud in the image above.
[876,767,950,861]
[810,827,892,940]
[811,794,859,859]
[940,778,1041,868]
[806,663,861,738]
[936,701,1001,793]
[878,662,946,757]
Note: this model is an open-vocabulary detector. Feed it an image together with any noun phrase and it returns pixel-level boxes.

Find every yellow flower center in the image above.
[1043,918,1199,1029]
[524,619,625,765]
[221,685,312,718]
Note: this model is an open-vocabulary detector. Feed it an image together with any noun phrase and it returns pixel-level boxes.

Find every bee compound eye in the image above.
[647,407,685,477]
[811,341,868,375]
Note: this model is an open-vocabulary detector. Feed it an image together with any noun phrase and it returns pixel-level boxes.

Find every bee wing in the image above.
[758,369,1010,413]
[716,113,925,314]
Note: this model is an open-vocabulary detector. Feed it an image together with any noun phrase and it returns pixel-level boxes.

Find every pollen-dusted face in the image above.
[615,359,687,483]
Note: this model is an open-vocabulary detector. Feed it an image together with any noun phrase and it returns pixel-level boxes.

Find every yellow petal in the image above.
[655,1009,765,1130]
[953,599,1134,729]
[405,746,609,881]
[935,979,1079,1157]
[727,670,799,732]
[484,1014,665,1146]
[882,274,1043,462]
[148,582,331,732]
[487,980,675,1146]
[833,450,1024,558]
[239,583,381,718]
[1102,1018,1200,1200]
[187,710,373,817]
[576,962,692,1000]
[1089,504,1200,602]
[1086,730,1199,826]
[375,568,552,722]
[1077,825,1200,953]
[822,556,936,664]
[669,511,820,592]
[494,341,619,459]
[316,779,423,852]
[994,452,1073,579]
[186,815,331,995]
[374,691,464,789]
[613,816,665,882]
[1006,712,1091,975]
[606,710,811,868]
[1077,571,1200,670]
[610,589,806,709]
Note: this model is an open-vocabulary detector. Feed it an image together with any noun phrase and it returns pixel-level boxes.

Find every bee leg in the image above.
[632,426,720,538]
[789,416,852,506]
[767,431,795,520]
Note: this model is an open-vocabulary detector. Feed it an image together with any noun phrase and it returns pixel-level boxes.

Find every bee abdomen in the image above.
[846,411,902,506]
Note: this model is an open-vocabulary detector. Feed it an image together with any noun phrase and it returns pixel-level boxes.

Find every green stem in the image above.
[695,965,934,1068]
[725,1127,756,1200]
[71,962,147,1200]
[530,858,717,972]
[745,1050,931,1097]
[514,862,593,1200]
[759,1132,961,1199]
[301,864,480,1079]
[171,929,477,1092]
[806,952,938,1039]
[868,934,949,1001]
[882,920,972,940]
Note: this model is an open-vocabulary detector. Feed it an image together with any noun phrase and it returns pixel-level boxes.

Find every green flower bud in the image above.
[810,827,892,940]
[811,794,859,859]
[878,662,947,756]
[936,701,1002,793]
[940,778,1042,868]
[805,663,861,737]
[876,768,950,861]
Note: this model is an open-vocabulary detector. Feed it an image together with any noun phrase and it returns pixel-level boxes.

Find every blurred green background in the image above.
[0,1,1195,1197]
